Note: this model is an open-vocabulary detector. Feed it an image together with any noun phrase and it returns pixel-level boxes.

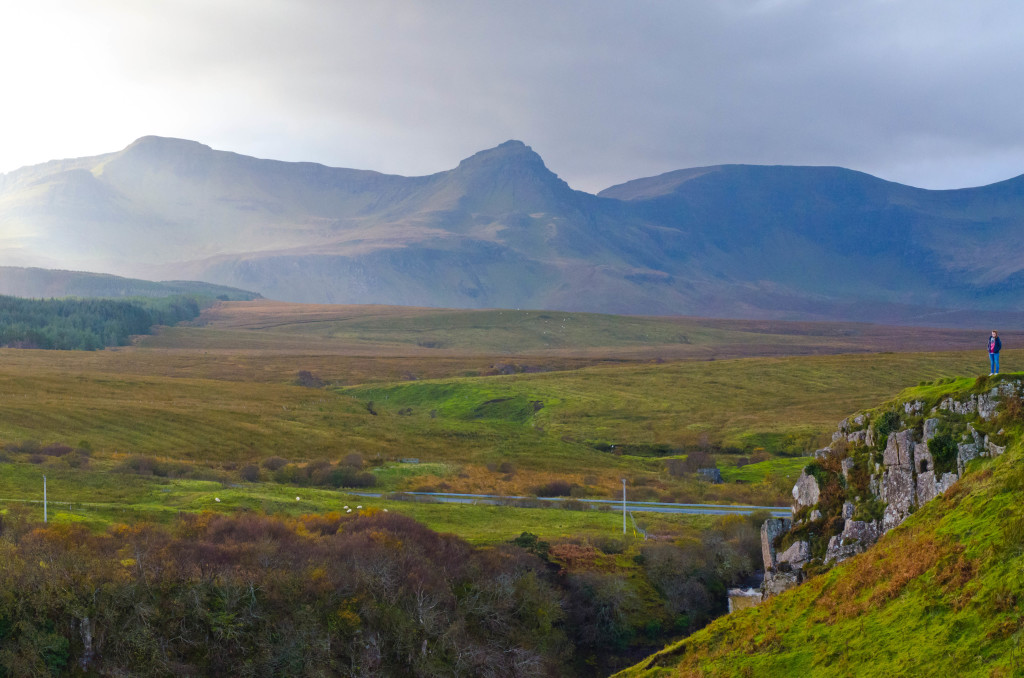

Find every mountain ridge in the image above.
[2,136,1024,324]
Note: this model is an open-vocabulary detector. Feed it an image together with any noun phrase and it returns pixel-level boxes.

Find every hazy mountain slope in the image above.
[3,137,1024,321]
[614,377,1024,677]
[0,266,259,300]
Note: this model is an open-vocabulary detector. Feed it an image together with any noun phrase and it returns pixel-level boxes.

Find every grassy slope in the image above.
[0,300,1014,533]
[0,346,995,502]
[342,351,989,454]
[615,382,1024,678]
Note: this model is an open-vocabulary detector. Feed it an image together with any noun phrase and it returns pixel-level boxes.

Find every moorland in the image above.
[0,299,1015,675]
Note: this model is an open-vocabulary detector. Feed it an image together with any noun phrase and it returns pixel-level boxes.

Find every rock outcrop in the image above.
[791,470,820,508]
[758,376,1019,602]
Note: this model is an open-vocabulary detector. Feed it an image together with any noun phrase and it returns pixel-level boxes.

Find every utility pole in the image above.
[621,479,626,535]
[43,475,47,523]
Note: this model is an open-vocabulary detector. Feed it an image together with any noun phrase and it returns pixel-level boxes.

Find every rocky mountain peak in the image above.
[442,140,576,211]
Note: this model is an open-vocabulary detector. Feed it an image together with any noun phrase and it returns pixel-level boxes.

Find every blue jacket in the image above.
[990,336,1002,353]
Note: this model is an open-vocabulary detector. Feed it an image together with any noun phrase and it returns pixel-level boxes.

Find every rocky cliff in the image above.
[760,374,1018,598]
[616,373,1024,676]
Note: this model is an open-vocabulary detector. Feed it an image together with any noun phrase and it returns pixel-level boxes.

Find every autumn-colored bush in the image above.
[0,512,567,677]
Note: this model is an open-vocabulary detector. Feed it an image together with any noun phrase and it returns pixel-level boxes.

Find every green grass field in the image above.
[0,300,1014,539]
[0,460,713,546]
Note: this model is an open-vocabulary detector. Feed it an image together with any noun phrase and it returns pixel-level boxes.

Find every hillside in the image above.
[615,375,1024,677]
[0,266,259,301]
[4,137,1024,323]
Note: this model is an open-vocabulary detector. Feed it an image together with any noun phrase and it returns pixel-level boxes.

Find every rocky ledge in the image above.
[758,376,1019,600]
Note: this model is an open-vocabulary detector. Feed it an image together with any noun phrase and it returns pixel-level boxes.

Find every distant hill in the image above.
[0,266,260,301]
[3,136,1024,325]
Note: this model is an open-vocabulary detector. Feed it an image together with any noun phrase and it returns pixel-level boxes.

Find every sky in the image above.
[1,0,1022,194]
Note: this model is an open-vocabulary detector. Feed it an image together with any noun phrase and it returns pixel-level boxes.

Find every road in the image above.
[349,490,791,517]
[3,491,791,519]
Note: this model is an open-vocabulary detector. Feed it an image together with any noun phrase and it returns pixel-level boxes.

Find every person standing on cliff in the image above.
[989,330,1002,376]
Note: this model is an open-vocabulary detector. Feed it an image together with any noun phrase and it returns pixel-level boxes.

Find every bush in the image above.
[40,443,73,457]
[872,411,901,451]
[295,370,326,388]
[5,440,40,455]
[239,464,260,482]
[928,430,959,476]
[534,480,576,497]
[324,467,376,488]
[512,532,550,560]
[119,455,160,475]
[273,464,307,485]
[261,456,289,471]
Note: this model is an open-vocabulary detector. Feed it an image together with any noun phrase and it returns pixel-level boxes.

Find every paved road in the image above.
[4,491,790,519]
[348,490,791,517]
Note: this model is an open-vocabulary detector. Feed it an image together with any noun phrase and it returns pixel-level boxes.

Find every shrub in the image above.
[261,456,289,471]
[119,455,160,475]
[324,467,376,488]
[273,464,307,485]
[872,411,901,451]
[534,480,576,497]
[5,440,40,455]
[40,443,73,457]
[512,532,550,560]
[295,370,326,388]
[239,464,260,482]
[928,430,959,476]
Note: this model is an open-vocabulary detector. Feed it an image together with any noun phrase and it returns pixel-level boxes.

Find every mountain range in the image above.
[2,135,1023,324]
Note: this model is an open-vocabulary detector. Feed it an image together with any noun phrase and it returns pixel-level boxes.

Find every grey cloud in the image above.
[4,0,1023,192]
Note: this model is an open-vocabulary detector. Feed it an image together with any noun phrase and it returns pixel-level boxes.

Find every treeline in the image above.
[0,295,201,350]
[0,510,767,677]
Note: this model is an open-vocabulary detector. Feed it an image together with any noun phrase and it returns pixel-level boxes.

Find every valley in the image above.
[0,298,1017,675]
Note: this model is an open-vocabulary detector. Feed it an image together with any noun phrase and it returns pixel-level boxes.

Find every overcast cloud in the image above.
[2,0,1022,193]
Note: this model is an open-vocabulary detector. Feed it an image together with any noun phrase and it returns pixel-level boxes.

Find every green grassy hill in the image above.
[615,378,1024,677]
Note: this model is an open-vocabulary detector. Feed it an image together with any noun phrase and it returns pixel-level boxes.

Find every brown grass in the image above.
[815,530,946,621]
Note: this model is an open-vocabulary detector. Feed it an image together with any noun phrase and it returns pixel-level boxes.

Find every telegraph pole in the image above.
[43,475,47,523]
[621,479,626,535]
